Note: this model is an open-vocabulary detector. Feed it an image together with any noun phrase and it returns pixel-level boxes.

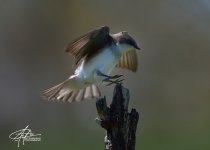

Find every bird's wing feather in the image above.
[115,50,138,72]
[65,26,112,64]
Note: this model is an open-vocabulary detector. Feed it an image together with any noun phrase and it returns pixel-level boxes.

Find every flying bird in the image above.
[42,26,140,103]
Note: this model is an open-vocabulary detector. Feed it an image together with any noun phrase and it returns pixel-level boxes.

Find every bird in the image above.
[42,26,141,103]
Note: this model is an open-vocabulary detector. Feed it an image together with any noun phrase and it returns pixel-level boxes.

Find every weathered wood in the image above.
[96,84,139,150]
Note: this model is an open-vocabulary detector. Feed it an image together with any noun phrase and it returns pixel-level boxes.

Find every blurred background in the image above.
[1,0,210,149]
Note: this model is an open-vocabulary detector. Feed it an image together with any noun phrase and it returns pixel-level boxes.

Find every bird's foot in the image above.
[108,74,123,79]
[96,70,123,79]
[96,69,124,86]
[103,77,124,86]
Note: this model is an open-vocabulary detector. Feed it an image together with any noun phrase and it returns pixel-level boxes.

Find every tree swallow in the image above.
[42,26,141,103]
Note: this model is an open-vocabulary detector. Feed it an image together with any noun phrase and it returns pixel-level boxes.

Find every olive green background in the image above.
[1,0,210,149]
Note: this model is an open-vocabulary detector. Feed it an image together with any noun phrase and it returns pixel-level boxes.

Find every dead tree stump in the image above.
[96,84,139,150]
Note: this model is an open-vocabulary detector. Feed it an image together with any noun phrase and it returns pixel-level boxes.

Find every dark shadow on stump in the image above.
[96,84,139,150]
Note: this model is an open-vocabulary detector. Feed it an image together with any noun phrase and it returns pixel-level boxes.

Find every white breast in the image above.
[75,46,121,84]
[73,42,135,86]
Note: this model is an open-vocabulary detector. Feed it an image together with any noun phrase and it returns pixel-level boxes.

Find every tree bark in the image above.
[96,84,139,150]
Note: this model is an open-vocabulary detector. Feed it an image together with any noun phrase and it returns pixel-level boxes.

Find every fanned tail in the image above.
[42,81,101,103]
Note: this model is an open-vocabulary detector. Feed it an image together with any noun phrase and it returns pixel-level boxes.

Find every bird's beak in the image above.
[135,45,141,50]
[132,39,141,50]
[133,43,141,50]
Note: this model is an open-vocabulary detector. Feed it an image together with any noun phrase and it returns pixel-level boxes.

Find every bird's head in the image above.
[117,31,141,50]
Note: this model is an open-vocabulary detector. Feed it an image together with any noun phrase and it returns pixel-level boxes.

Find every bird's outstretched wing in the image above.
[115,50,138,72]
[65,26,112,64]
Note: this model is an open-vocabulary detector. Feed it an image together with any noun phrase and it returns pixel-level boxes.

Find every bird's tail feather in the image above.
[42,81,101,103]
